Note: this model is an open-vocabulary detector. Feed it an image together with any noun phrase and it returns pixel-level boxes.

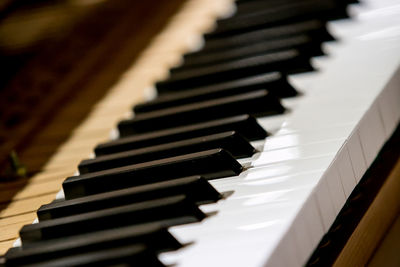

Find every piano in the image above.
[0,0,399,266]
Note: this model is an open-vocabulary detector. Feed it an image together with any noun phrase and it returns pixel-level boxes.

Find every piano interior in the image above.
[0,0,399,266]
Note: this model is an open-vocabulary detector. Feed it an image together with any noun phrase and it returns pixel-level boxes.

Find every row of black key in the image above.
[2,0,356,265]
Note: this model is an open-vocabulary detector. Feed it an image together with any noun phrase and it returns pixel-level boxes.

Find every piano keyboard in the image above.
[1,0,400,266]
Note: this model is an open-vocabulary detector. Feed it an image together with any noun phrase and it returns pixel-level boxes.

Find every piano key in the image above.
[207,0,346,38]
[234,0,351,19]
[143,72,296,110]
[262,123,354,151]
[251,139,344,167]
[6,224,180,265]
[202,20,334,52]
[20,195,205,243]
[156,50,312,90]
[242,155,334,182]
[148,73,295,110]
[346,129,368,183]
[323,161,347,214]
[266,227,299,266]
[293,194,325,264]
[234,0,304,18]
[174,35,323,71]
[377,79,400,139]
[336,146,357,198]
[314,177,337,231]
[118,90,284,134]
[79,131,254,173]
[63,149,242,199]
[15,244,164,267]
[100,115,268,152]
[358,102,387,166]
[38,176,221,220]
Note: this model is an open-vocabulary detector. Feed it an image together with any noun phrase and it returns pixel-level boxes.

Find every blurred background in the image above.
[0,0,184,180]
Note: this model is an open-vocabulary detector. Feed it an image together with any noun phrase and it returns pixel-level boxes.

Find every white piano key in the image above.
[379,68,400,138]
[378,90,396,139]
[358,103,386,166]
[241,156,332,181]
[291,205,314,265]
[336,145,357,197]
[324,162,346,214]
[303,195,324,252]
[226,171,325,201]
[251,139,344,167]
[371,102,388,152]
[286,227,303,266]
[13,238,21,248]
[280,230,300,267]
[314,177,337,231]
[265,230,299,267]
[274,108,365,134]
[256,112,291,134]
[202,174,324,220]
[391,74,400,124]
[55,189,65,200]
[346,130,368,183]
[263,124,353,151]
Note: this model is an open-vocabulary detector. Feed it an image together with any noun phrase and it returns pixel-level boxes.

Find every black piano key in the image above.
[202,20,334,52]
[14,244,164,267]
[207,0,346,38]
[99,114,267,153]
[79,131,254,173]
[64,149,242,199]
[6,224,179,265]
[20,195,205,243]
[233,0,348,20]
[38,176,221,220]
[234,0,289,17]
[156,50,312,90]
[176,34,323,70]
[151,72,296,104]
[119,90,284,134]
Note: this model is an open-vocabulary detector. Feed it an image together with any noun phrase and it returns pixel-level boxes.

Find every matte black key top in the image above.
[207,0,345,38]
[202,20,334,52]
[234,0,293,17]
[119,90,284,134]
[99,115,267,153]
[64,149,242,199]
[156,50,312,90]
[176,35,322,70]
[13,244,164,267]
[39,176,221,220]
[149,72,296,106]
[233,0,348,21]
[6,224,179,265]
[20,195,205,243]
[79,131,254,173]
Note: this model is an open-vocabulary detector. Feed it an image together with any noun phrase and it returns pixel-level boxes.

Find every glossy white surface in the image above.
[161,0,400,266]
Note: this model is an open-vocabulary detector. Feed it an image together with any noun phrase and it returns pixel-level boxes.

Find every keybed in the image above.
[1,0,400,266]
